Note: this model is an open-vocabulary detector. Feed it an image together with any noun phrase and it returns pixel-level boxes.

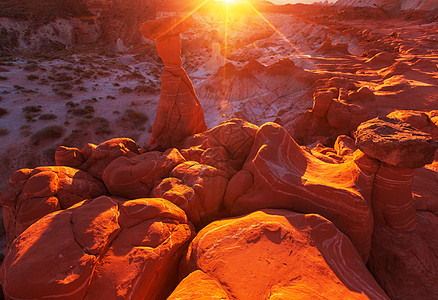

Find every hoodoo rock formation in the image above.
[140,16,207,150]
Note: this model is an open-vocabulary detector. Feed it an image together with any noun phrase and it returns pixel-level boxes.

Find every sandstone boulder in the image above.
[355,116,438,168]
[151,161,229,228]
[224,123,379,260]
[0,196,194,299]
[177,210,389,299]
[311,91,333,118]
[327,99,369,135]
[0,166,107,245]
[179,118,259,177]
[102,148,186,199]
[56,138,140,179]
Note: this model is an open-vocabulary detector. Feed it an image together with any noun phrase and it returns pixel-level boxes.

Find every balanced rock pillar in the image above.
[140,16,207,151]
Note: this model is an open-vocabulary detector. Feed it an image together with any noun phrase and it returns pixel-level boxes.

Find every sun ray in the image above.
[160,0,211,38]
[240,0,316,65]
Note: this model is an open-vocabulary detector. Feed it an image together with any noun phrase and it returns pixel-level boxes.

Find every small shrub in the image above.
[0,108,8,117]
[22,105,42,113]
[120,86,133,93]
[0,76,8,80]
[121,109,148,128]
[113,82,120,87]
[27,74,39,81]
[23,63,38,71]
[53,73,73,82]
[39,113,58,120]
[0,128,9,136]
[30,125,63,145]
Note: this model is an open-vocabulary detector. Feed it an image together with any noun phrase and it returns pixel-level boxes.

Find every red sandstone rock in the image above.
[168,270,230,300]
[365,52,396,68]
[368,214,438,300]
[224,123,378,260]
[140,17,207,150]
[335,135,357,156]
[102,148,186,199]
[348,86,375,102]
[377,61,411,79]
[179,118,259,177]
[151,161,228,228]
[311,91,333,118]
[177,210,389,299]
[56,138,140,179]
[0,166,107,245]
[327,99,369,134]
[413,165,438,216]
[0,196,194,299]
[317,38,351,55]
[355,116,438,168]
[372,163,416,231]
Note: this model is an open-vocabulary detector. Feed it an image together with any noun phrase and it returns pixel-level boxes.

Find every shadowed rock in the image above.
[56,138,140,179]
[151,161,229,228]
[0,196,194,299]
[0,166,107,245]
[178,118,259,177]
[102,148,186,199]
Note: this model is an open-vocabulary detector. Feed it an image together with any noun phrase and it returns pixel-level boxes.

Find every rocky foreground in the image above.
[0,112,437,299]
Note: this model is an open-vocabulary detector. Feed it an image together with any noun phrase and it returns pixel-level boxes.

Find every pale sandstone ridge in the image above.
[0,196,194,299]
[174,210,389,300]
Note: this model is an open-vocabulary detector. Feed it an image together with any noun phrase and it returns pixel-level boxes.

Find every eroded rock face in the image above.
[0,166,107,245]
[56,138,140,179]
[0,196,194,300]
[151,161,229,228]
[224,122,378,260]
[179,118,259,177]
[176,210,389,300]
[327,99,370,134]
[355,116,438,168]
[368,213,438,300]
[102,148,186,199]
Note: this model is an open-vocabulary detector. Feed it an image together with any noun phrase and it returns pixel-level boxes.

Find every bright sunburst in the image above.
[214,0,241,3]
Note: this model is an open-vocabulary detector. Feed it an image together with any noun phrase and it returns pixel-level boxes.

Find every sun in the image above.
[214,0,241,3]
